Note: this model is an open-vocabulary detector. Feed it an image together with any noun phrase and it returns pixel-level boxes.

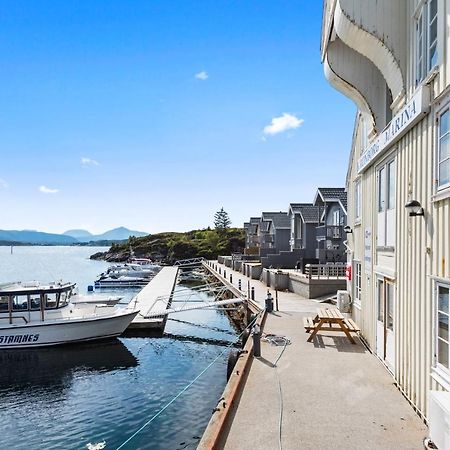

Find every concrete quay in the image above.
[127,266,178,330]
[202,261,428,450]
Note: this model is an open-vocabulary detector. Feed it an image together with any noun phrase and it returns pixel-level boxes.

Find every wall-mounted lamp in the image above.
[405,200,424,217]
[343,225,353,234]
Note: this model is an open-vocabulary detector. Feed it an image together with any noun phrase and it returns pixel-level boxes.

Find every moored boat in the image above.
[0,281,138,349]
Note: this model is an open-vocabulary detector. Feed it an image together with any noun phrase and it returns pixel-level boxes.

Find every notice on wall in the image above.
[364,227,372,275]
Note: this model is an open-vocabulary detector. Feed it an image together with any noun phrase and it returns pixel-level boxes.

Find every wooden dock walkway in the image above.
[127,266,179,330]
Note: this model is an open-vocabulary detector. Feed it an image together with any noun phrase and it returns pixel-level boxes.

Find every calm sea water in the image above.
[0,246,238,450]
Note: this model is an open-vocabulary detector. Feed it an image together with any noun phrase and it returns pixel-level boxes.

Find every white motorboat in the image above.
[128,257,160,270]
[94,276,150,289]
[0,281,138,349]
[102,263,158,279]
[70,292,122,305]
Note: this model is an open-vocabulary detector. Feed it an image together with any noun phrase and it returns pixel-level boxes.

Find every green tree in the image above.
[214,207,231,232]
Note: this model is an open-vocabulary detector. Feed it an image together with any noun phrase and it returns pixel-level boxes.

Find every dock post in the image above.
[251,287,255,301]
[275,289,279,311]
[230,273,232,283]
[247,280,250,298]
[224,270,226,278]
[252,324,261,357]
[238,279,241,290]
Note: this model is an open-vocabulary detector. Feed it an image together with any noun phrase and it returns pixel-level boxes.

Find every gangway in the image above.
[139,298,244,319]
[174,257,205,268]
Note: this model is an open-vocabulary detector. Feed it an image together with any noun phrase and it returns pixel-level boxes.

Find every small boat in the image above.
[0,281,138,349]
[102,263,158,279]
[70,292,122,306]
[94,276,151,289]
[128,257,161,270]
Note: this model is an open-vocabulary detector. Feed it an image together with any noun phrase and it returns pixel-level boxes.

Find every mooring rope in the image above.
[261,333,291,450]
[114,310,264,450]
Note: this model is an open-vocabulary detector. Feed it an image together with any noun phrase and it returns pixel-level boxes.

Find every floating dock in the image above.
[127,266,179,330]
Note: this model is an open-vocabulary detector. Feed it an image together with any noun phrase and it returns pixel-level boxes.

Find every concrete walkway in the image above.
[209,261,427,450]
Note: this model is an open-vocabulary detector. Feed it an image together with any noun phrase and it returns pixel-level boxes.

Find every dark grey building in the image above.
[313,188,348,263]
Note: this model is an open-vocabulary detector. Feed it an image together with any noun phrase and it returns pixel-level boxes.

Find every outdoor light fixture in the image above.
[405,200,424,217]
[344,225,353,234]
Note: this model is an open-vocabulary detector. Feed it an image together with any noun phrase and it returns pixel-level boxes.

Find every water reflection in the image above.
[0,339,138,389]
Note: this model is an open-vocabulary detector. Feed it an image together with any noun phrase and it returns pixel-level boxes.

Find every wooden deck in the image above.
[126,266,179,330]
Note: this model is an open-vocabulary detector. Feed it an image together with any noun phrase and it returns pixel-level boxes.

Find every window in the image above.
[437,108,450,189]
[353,261,362,306]
[415,0,438,85]
[377,158,396,247]
[0,296,8,312]
[332,210,340,226]
[354,180,361,222]
[436,284,450,370]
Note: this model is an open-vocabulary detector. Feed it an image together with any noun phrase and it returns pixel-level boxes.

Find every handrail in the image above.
[305,263,346,280]
[0,315,28,324]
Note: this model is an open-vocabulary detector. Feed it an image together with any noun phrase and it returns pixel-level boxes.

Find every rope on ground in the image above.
[114,309,264,450]
[261,333,291,450]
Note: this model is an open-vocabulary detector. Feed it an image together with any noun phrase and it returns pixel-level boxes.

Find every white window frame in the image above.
[434,282,450,380]
[436,105,450,191]
[354,179,362,224]
[353,260,362,308]
[414,0,438,86]
[376,156,396,248]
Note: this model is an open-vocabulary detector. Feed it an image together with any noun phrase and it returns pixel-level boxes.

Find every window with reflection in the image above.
[29,295,41,310]
[12,295,28,311]
[437,284,450,370]
[45,293,58,309]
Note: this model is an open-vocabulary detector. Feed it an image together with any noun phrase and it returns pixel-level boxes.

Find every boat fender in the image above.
[226,349,240,381]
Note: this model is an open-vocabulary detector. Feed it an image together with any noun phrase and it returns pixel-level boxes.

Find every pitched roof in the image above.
[314,188,347,213]
[299,205,323,223]
[289,203,311,215]
[261,212,290,229]
[250,217,260,224]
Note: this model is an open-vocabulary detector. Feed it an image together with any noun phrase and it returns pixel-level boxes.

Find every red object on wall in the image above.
[346,263,352,281]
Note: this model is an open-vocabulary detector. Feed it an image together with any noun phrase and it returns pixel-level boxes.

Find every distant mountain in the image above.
[64,227,148,242]
[0,227,149,246]
[63,229,93,239]
[0,230,78,245]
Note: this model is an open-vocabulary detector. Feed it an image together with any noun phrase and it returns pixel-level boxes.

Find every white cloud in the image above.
[263,113,304,136]
[39,185,59,194]
[81,157,100,166]
[195,71,208,80]
[0,178,8,189]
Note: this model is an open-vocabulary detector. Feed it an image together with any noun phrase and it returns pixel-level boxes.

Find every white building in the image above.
[321,0,450,421]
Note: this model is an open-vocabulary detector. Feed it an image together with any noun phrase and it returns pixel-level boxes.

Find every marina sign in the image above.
[357,86,430,173]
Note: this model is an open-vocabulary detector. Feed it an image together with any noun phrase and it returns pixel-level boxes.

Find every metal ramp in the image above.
[174,257,205,268]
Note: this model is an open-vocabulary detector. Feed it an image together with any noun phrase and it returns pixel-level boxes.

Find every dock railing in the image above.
[304,263,346,280]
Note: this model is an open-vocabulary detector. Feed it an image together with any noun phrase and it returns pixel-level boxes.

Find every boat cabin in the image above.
[0,282,75,323]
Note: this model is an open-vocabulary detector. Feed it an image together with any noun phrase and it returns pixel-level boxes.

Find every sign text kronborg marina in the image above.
[357,86,430,173]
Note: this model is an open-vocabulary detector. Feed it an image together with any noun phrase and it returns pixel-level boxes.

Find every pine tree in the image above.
[214,207,231,232]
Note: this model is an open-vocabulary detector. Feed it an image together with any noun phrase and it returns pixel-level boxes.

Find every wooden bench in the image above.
[344,318,360,333]
[303,309,361,344]
[303,317,316,332]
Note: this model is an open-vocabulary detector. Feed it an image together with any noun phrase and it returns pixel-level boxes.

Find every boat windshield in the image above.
[44,293,58,309]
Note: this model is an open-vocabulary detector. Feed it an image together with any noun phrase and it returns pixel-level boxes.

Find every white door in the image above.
[376,277,395,371]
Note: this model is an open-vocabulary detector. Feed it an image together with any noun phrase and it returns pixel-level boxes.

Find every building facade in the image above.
[322,0,450,419]
[313,188,348,263]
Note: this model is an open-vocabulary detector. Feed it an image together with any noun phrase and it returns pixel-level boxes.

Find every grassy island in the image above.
[90,228,245,263]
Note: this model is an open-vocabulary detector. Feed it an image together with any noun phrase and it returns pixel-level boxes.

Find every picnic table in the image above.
[303,308,360,344]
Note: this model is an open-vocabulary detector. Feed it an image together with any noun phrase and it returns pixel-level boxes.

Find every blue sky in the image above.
[0,0,356,234]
